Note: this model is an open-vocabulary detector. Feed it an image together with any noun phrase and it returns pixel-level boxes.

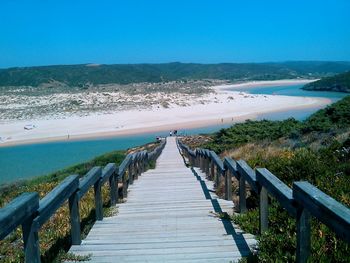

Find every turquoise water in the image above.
[228,84,348,121]
[0,84,348,184]
[227,84,347,102]
[0,124,230,184]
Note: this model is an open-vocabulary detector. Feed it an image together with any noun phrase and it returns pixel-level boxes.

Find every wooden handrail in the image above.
[0,139,166,263]
[178,139,350,263]
[210,151,225,172]
[101,163,117,184]
[34,175,80,230]
[257,168,296,217]
[77,167,102,199]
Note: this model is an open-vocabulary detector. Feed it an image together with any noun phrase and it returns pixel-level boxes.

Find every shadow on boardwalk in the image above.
[191,167,252,256]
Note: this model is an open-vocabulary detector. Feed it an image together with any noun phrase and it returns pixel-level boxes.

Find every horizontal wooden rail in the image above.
[77,167,101,199]
[293,181,350,261]
[0,139,166,263]
[178,138,350,263]
[0,193,39,239]
[210,151,224,172]
[257,168,296,217]
[34,175,80,230]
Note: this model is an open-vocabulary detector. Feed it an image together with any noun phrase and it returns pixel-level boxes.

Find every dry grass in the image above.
[222,142,293,165]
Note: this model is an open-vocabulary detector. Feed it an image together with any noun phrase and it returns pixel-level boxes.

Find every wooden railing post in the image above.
[202,156,206,174]
[94,178,103,221]
[205,157,210,177]
[197,154,201,170]
[22,216,40,263]
[202,156,206,172]
[143,156,147,172]
[215,166,220,187]
[210,160,215,180]
[68,192,81,245]
[139,158,143,174]
[239,175,247,213]
[122,172,128,198]
[225,170,232,201]
[134,159,139,180]
[128,163,134,185]
[296,207,311,263]
[259,186,268,233]
[109,171,117,206]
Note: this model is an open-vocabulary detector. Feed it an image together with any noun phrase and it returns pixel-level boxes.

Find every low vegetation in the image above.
[198,96,350,261]
[303,71,350,93]
[0,150,125,263]
[1,61,350,88]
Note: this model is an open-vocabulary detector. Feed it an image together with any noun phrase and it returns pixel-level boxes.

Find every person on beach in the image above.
[169,131,172,137]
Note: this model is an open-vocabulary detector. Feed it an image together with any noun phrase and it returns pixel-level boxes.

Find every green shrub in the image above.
[231,139,350,262]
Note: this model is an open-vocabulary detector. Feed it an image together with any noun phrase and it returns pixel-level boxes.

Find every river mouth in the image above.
[0,84,348,184]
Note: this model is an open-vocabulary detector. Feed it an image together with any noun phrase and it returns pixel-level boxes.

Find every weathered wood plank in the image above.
[293,181,350,243]
[236,160,257,193]
[257,168,296,217]
[101,163,117,185]
[78,167,102,199]
[94,178,103,221]
[223,157,238,179]
[69,192,81,245]
[239,172,247,213]
[34,175,79,229]
[118,155,132,178]
[209,151,224,173]
[296,206,311,263]
[0,192,39,239]
[259,186,268,233]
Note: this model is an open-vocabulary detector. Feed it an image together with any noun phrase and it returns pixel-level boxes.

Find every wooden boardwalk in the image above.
[69,137,256,262]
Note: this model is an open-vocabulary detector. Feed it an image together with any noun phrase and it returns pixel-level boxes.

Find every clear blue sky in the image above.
[1,0,350,68]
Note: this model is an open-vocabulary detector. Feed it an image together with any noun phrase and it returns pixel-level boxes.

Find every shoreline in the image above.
[0,79,330,147]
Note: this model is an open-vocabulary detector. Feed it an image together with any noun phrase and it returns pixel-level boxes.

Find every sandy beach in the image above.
[0,80,330,147]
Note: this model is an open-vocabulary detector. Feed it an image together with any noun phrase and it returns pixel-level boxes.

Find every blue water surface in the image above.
[227,84,347,102]
[0,124,231,184]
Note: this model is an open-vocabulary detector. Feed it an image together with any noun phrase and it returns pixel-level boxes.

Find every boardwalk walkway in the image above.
[69,137,256,262]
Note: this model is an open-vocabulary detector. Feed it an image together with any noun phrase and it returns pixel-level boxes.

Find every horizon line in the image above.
[2,60,350,70]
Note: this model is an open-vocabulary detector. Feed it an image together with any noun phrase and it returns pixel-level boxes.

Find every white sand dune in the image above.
[0,80,330,146]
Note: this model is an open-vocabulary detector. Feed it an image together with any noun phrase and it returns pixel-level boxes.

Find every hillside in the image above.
[1,61,350,88]
[303,71,350,93]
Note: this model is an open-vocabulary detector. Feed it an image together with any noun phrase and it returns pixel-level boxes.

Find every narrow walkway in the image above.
[69,137,256,262]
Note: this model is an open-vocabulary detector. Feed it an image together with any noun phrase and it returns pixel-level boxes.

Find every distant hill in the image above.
[1,61,350,88]
[303,71,350,93]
